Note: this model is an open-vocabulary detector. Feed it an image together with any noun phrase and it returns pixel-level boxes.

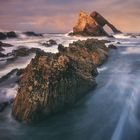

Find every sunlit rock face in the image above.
[12,39,108,123]
[69,11,121,36]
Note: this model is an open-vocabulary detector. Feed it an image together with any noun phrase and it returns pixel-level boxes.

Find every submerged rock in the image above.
[12,39,108,123]
[0,41,13,47]
[69,11,121,36]
[24,31,42,37]
[108,44,117,49]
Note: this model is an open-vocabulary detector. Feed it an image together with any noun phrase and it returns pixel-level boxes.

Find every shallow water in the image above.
[0,33,140,140]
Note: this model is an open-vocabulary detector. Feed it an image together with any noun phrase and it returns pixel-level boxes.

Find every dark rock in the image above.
[0,41,13,47]
[11,47,41,57]
[108,44,117,49]
[41,39,57,47]
[0,52,6,57]
[24,31,42,37]
[116,42,121,44]
[0,32,7,40]
[58,44,66,52]
[12,38,109,123]
[69,11,121,36]
[0,46,4,51]
[6,31,17,38]
[0,69,18,83]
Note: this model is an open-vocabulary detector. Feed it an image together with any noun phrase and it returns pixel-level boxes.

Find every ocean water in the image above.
[0,32,140,140]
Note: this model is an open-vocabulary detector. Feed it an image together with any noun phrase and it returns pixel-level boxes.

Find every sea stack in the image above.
[69,11,121,36]
[12,39,108,123]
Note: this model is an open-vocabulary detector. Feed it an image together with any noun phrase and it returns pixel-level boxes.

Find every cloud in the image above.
[0,0,139,33]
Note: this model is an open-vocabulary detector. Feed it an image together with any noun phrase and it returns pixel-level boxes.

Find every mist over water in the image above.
[0,33,140,140]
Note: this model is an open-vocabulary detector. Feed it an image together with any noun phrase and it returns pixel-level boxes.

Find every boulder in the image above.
[12,38,108,123]
[6,31,17,38]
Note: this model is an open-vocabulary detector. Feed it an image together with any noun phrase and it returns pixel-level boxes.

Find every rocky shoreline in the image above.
[12,38,109,123]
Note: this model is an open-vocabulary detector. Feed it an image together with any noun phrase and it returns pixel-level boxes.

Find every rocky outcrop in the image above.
[12,39,108,123]
[69,11,121,36]
[90,11,121,34]
[0,31,17,40]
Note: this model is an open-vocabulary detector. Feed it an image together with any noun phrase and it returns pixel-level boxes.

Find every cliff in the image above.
[12,39,108,123]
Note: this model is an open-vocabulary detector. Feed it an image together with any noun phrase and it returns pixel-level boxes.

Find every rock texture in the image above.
[12,39,108,123]
[69,11,121,36]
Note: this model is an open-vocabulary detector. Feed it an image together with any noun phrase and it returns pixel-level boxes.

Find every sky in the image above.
[0,0,140,33]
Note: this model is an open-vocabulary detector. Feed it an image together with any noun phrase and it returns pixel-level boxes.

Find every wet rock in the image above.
[0,31,17,40]
[58,44,66,52]
[69,11,121,36]
[24,31,42,37]
[0,41,13,47]
[6,31,17,38]
[12,38,108,123]
[41,39,57,47]
[0,32,7,40]
[108,44,117,49]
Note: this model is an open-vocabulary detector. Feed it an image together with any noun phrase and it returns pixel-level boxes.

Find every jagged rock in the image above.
[108,44,117,49]
[12,39,108,123]
[69,11,121,36]
[24,31,42,37]
[41,39,57,47]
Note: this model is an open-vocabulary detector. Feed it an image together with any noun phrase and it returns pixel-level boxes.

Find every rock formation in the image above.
[69,11,121,36]
[0,31,17,40]
[12,39,108,123]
